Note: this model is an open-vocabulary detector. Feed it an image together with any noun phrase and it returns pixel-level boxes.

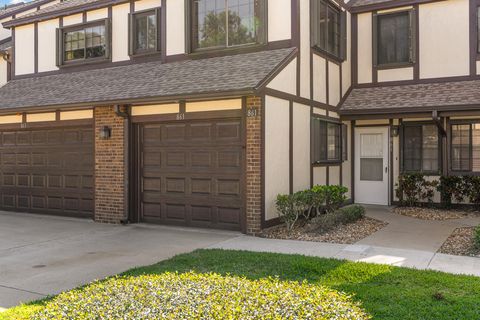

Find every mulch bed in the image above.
[260,217,388,244]
[439,227,480,258]
[393,207,480,221]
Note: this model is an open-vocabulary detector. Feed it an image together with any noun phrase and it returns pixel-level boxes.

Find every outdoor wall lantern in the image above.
[391,125,400,137]
[99,126,112,140]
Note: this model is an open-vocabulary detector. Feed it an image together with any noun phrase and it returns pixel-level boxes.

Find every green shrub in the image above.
[437,176,464,208]
[462,176,480,209]
[474,226,480,250]
[32,272,370,320]
[396,173,437,207]
[275,191,309,233]
[312,185,348,214]
[308,205,365,233]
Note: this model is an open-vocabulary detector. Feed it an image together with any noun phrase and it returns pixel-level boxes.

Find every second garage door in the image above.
[135,117,245,231]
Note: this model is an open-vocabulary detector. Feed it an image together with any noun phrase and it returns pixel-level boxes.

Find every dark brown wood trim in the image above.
[353,74,480,90]
[351,13,358,86]
[291,0,300,48]
[350,0,445,14]
[341,112,432,120]
[34,22,38,74]
[350,120,355,201]
[470,0,478,76]
[372,11,378,84]
[263,88,338,112]
[11,28,15,78]
[310,106,314,188]
[130,0,134,13]
[161,0,167,63]
[0,118,93,131]
[241,96,248,234]
[414,4,420,80]
[82,11,87,23]
[289,101,293,194]
[389,118,394,204]
[326,166,330,185]
[340,103,480,117]
[260,94,267,228]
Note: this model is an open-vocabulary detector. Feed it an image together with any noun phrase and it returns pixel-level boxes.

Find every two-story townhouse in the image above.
[340,0,480,206]
[0,0,353,234]
[0,0,476,235]
[0,0,60,86]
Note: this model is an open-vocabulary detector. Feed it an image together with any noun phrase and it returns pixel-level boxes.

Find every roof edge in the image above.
[254,47,298,91]
[0,0,54,20]
[3,0,125,28]
[350,0,445,13]
[339,103,480,116]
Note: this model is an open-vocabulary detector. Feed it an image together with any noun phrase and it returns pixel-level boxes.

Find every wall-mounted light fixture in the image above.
[99,126,111,140]
[391,125,400,137]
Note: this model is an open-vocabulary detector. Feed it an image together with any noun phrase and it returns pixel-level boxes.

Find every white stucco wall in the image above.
[313,54,327,103]
[0,58,7,87]
[14,24,35,76]
[0,18,12,41]
[419,0,469,79]
[265,95,290,221]
[342,121,352,199]
[63,13,83,26]
[112,3,130,62]
[135,0,161,11]
[166,0,185,55]
[357,12,372,84]
[37,19,59,72]
[87,8,108,21]
[268,0,291,42]
[378,67,414,82]
[266,58,297,95]
[328,61,341,106]
[329,166,340,186]
[293,103,311,192]
[313,166,327,186]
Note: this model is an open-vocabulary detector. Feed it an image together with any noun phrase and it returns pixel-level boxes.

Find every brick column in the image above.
[246,96,262,235]
[94,106,126,223]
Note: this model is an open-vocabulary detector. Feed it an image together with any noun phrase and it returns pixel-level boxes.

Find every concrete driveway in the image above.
[0,211,238,308]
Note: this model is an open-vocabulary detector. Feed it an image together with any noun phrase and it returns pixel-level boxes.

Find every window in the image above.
[451,123,480,172]
[130,8,160,55]
[58,20,109,65]
[311,0,346,60]
[312,118,346,163]
[402,124,439,173]
[190,0,266,51]
[373,10,415,66]
[477,7,480,54]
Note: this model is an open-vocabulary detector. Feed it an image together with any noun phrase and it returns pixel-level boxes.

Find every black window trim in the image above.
[185,0,268,54]
[399,121,442,175]
[310,0,347,63]
[128,6,161,57]
[449,119,480,175]
[476,2,480,60]
[372,8,416,69]
[311,115,347,165]
[56,18,111,67]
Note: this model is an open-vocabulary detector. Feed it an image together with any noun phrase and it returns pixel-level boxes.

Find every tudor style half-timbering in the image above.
[1,0,478,234]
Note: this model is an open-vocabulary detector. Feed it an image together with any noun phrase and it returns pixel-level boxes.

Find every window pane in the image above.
[64,30,85,61]
[312,0,341,58]
[422,125,438,172]
[473,123,480,172]
[377,12,410,65]
[327,6,340,57]
[403,126,422,171]
[85,25,106,58]
[361,158,383,181]
[193,0,226,49]
[360,133,383,181]
[228,0,257,46]
[452,124,471,171]
[478,7,480,53]
[327,122,340,160]
[135,12,157,52]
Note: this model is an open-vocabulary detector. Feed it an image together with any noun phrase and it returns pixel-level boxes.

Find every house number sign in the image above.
[247,107,258,118]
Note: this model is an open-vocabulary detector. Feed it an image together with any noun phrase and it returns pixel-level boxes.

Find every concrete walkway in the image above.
[211,206,480,277]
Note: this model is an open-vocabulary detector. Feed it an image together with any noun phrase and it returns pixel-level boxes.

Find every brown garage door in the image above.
[0,126,94,218]
[136,117,245,231]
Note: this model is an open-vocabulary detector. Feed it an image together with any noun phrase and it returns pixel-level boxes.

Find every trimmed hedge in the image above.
[307,205,365,233]
[475,226,480,250]
[32,272,370,320]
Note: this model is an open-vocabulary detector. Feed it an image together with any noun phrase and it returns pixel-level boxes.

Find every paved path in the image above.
[0,211,238,308]
[211,206,480,277]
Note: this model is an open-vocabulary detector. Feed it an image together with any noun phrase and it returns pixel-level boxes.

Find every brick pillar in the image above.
[94,106,125,223]
[246,96,262,235]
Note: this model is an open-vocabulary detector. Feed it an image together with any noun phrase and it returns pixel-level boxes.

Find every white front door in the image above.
[355,127,389,205]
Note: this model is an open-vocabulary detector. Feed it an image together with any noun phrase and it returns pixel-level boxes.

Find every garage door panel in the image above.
[138,118,244,230]
[0,126,94,218]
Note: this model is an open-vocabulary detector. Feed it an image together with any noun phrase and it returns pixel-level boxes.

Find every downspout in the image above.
[114,105,130,225]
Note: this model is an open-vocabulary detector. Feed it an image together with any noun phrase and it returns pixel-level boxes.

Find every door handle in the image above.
[385,166,388,173]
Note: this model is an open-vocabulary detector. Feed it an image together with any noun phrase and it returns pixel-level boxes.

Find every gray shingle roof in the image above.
[351,0,394,7]
[0,0,53,20]
[340,80,480,115]
[0,48,296,111]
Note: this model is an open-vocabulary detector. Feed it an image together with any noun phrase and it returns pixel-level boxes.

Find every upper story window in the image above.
[401,123,439,173]
[129,8,160,55]
[312,118,347,164]
[373,10,416,67]
[451,123,480,173]
[57,19,110,66]
[189,0,266,52]
[311,0,346,60]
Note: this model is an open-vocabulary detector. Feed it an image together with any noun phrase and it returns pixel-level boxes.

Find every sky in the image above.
[0,0,24,9]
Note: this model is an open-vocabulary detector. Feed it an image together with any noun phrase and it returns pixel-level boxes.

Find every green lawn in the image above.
[2,249,480,319]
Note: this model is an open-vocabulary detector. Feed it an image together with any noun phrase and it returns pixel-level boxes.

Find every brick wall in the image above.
[245,96,262,235]
[94,106,125,223]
